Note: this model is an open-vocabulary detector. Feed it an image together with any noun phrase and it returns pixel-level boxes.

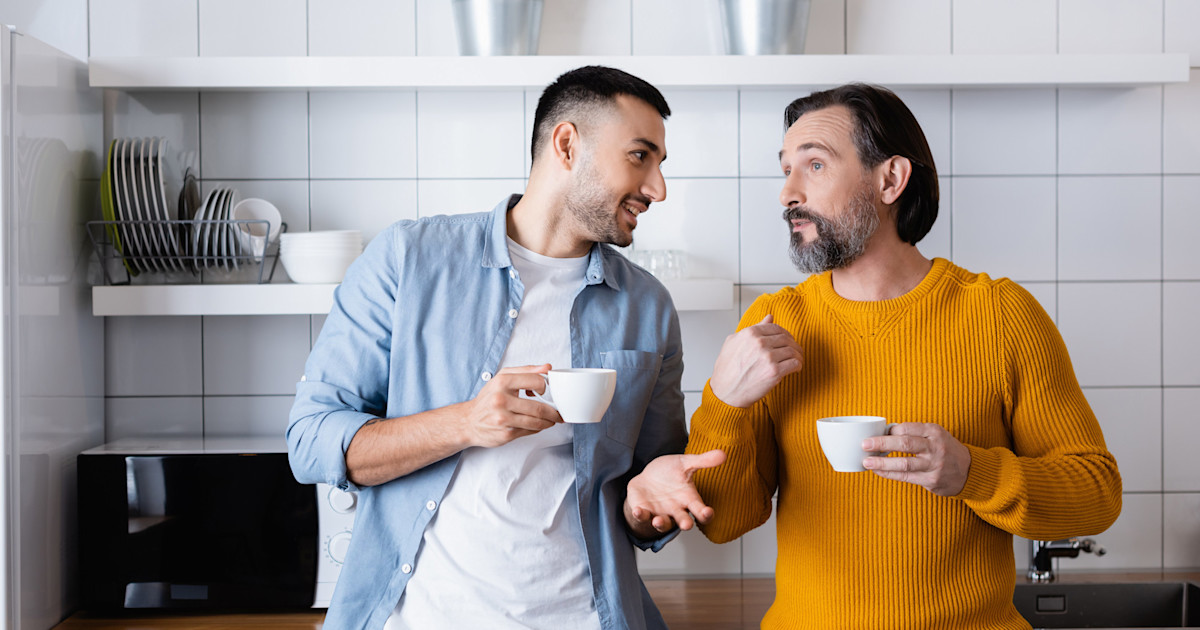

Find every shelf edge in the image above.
[92,279,736,315]
[88,54,1191,90]
[92,284,339,316]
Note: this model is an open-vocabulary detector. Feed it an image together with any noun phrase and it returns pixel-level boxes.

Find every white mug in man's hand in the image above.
[816,415,897,472]
[529,368,617,423]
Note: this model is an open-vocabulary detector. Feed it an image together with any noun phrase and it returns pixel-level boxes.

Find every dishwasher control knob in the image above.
[328,488,357,514]
[328,531,352,564]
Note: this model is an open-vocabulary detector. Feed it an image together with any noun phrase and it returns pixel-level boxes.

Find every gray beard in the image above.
[784,185,880,274]
[563,157,632,248]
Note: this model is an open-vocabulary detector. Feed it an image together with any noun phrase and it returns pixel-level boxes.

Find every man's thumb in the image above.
[685,449,727,473]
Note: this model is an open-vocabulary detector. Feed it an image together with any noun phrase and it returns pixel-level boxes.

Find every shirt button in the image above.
[481,371,492,382]
[509,269,517,279]
[508,308,518,319]
[401,563,412,574]
[426,500,437,511]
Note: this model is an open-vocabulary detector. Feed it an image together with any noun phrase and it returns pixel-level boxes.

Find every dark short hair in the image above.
[531,65,671,163]
[784,83,939,245]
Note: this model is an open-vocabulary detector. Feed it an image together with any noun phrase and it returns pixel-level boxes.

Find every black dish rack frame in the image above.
[86,219,287,286]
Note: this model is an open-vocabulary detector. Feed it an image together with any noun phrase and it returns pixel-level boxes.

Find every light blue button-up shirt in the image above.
[288,196,687,630]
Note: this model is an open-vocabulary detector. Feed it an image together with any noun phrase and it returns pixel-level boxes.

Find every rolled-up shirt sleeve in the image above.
[287,227,400,492]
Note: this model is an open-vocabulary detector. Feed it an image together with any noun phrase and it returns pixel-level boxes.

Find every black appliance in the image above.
[77,438,317,610]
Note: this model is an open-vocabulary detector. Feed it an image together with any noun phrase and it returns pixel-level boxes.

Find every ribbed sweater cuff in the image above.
[955,444,1007,505]
[696,381,756,446]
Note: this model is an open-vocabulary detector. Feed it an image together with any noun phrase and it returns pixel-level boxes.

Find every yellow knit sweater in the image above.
[687,258,1122,629]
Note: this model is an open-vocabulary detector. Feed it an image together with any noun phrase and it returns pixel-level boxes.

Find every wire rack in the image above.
[86,219,287,286]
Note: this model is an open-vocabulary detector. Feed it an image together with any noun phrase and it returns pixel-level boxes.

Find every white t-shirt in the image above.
[386,238,602,630]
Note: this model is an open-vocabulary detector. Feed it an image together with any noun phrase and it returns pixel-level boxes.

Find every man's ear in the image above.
[878,156,913,206]
[550,121,580,171]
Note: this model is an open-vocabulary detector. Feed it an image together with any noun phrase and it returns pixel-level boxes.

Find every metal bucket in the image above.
[452,0,544,56]
[719,0,812,55]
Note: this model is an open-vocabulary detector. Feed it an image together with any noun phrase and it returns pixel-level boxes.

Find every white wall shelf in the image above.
[88,54,1189,90]
[92,284,339,316]
[92,278,734,316]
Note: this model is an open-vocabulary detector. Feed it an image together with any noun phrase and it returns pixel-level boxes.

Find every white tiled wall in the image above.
[94,0,1200,576]
[308,0,415,57]
[951,0,1056,54]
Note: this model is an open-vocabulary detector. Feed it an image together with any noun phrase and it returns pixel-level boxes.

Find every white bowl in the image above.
[280,230,362,245]
[280,247,364,258]
[281,229,360,238]
[280,239,362,249]
[280,249,360,284]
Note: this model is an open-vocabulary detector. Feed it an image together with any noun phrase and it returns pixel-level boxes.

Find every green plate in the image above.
[101,139,135,277]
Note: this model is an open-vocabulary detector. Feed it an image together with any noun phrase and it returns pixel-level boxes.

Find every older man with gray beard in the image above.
[622,83,1121,630]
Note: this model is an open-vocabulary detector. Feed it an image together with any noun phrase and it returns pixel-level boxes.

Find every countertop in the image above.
[53,571,1200,630]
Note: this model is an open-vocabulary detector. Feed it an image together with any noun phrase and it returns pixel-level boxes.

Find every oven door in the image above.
[78,452,317,610]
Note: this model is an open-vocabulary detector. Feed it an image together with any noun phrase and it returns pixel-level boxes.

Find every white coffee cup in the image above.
[232,197,282,261]
[529,368,617,424]
[816,415,897,473]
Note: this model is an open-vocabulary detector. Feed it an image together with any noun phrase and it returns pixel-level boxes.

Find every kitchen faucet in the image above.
[1027,538,1107,582]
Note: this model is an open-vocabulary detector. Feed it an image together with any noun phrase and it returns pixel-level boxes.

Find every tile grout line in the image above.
[200,316,206,438]
[188,173,1200,182]
[842,0,847,54]
[1055,0,1060,55]
[736,89,742,309]
[947,89,953,261]
[736,87,743,578]
[306,90,312,230]
[629,0,634,56]
[107,393,297,399]
[947,0,953,54]
[414,90,420,214]
[197,87,206,437]
[307,84,314,351]
[1054,85,1060,323]
[1159,5,1167,562]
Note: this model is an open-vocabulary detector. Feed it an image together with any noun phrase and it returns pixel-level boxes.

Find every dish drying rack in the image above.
[86,219,287,286]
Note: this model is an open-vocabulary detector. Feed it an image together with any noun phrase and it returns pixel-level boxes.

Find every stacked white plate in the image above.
[192,186,242,270]
[279,230,363,283]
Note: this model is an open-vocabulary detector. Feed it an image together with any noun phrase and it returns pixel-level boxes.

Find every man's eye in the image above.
[632,151,646,161]
[812,162,823,171]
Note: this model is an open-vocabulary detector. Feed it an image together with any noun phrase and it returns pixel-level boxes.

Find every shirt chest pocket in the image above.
[600,350,663,448]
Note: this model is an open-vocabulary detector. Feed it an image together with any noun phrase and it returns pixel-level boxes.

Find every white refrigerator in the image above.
[0,25,104,630]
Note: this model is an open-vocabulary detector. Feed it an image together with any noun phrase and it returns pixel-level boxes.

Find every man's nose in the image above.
[644,166,667,204]
[779,175,804,208]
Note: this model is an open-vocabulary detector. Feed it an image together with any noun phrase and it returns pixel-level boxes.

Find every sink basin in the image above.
[1013,582,1200,628]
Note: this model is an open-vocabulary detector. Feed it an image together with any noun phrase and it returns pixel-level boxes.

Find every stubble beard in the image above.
[784,184,880,274]
[563,155,634,248]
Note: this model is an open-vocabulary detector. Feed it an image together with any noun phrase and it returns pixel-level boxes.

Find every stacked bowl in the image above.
[279,230,364,284]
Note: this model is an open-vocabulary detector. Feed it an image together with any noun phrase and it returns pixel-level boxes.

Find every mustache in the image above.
[624,193,653,208]
[782,205,824,224]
